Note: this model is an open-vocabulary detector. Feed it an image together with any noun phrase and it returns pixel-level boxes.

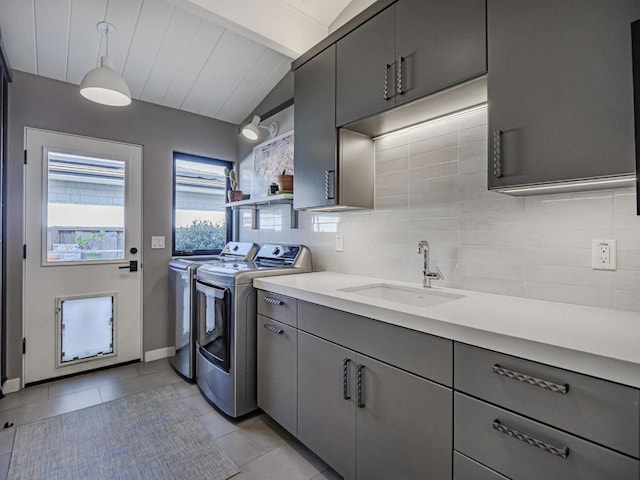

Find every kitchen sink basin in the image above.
[338,283,464,308]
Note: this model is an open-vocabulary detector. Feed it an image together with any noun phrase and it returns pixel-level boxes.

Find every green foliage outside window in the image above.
[175,219,225,252]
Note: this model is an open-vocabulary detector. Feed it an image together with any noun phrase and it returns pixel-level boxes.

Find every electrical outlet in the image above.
[336,234,344,252]
[592,239,616,270]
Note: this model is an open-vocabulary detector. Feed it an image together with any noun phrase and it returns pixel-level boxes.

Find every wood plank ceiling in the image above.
[0,0,359,124]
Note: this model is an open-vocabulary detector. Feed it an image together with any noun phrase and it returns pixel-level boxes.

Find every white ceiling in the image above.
[0,0,372,125]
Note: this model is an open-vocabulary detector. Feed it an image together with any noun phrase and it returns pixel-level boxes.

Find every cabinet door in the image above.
[256,315,297,435]
[488,0,639,189]
[298,332,356,480]
[396,0,486,106]
[355,354,453,480]
[294,46,338,210]
[336,6,396,126]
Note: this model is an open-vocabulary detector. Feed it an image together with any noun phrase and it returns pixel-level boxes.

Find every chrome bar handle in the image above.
[492,420,570,459]
[383,64,392,101]
[263,323,284,335]
[492,364,569,394]
[492,130,503,178]
[343,358,351,400]
[357,364,365,408]
[263,297,284,306]
[325,170,336,200]
[397,56,405,95]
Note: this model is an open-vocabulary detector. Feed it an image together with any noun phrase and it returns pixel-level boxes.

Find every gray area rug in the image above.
[8,385,240,480]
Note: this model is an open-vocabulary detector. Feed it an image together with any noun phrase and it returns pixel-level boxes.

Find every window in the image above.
[46,151,125,263]
[173,153,232,255]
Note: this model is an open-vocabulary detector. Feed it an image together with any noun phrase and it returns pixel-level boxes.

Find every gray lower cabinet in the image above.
[455,393,640,480]
[256,315,297,435]
[298,331,357,479]
[488,0,640,189]
[454,452,509,480]
[356,354,452,480]
[297,330,452,480]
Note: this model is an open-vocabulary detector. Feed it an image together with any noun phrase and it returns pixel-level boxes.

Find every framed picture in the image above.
[250,130,294,199]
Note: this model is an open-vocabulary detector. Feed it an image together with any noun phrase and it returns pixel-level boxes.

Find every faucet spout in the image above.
[417,240,443,288]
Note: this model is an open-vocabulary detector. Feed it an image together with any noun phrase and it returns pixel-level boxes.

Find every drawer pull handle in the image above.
[263,297,284,306]
[492,364,569,394]
[263,323,284,335]
[492,420,570,459]
[343,358,351,400]
[357,364,365,408]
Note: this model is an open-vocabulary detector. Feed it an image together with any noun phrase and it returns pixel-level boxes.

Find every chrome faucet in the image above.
[417,240,444,288]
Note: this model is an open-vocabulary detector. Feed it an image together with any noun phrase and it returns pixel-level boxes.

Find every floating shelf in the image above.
[223,193,293,208]
[225,194,297,229]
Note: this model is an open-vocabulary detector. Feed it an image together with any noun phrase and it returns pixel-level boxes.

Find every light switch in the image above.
[336,234,344,252]
[151,236,165,249]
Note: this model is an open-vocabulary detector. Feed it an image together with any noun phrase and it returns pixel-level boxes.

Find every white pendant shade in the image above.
[80,56,131,107]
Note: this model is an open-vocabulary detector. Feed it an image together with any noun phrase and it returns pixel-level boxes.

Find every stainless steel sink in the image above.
[338,283,464,308]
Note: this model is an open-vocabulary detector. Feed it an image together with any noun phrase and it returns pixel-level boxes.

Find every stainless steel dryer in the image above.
[195,244,312,417]
[168,242,258,381]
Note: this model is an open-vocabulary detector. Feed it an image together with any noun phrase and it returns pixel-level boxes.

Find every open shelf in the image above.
[225,194,297,229]
[223,193,293,208]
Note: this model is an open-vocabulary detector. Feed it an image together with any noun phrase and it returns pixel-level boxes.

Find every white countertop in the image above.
[254,272,640,388]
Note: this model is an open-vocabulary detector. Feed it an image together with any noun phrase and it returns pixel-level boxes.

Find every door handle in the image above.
[119,260,138,272]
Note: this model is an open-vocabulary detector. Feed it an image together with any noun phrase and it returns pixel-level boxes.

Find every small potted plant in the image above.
[224,167,243,202]
[276,168,293,193]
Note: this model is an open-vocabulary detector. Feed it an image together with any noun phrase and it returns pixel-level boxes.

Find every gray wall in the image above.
[238,71,294,160]
[7,71,238,380]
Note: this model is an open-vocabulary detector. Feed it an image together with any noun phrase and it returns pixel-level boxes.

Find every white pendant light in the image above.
[80,22,131,107]
[241,115,279,141]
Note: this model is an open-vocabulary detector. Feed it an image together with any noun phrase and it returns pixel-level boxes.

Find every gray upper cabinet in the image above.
[336,0,487,127]
[488,0,640,189]
[294,45,338,211]
[336,6,396,127]
[395,0,486,106]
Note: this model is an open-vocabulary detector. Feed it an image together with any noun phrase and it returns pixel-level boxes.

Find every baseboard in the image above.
[144,347,175,363]
[2,378,21,394]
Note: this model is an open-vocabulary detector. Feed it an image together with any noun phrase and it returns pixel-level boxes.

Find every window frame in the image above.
[172,152,232,256]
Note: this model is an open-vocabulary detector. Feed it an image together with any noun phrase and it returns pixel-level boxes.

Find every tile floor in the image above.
[0,359,342,480]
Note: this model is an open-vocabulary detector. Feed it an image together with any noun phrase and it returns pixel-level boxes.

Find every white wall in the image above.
[239,105,640,313]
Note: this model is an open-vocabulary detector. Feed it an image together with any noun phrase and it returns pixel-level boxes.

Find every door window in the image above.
[45,151,125,263]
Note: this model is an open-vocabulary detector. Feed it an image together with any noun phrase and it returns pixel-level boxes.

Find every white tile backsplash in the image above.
[239,105,640,312]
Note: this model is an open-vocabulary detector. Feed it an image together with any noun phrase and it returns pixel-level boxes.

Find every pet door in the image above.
[57,294,115,365]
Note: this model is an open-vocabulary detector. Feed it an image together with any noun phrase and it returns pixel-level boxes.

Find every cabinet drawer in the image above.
[257,290,297,327]
[454,393,640,480]
[298,301,452,386]
[257,316,297,436]
[454,343,640,457]
[454,452,509,480]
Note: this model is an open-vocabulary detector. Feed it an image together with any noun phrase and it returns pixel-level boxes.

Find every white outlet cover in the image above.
[592,239,616,270]
[336,234,344,252]
[151,236,165,249]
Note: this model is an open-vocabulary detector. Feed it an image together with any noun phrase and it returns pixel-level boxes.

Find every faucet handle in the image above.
[426,265,444,280]
[434,265,444,280]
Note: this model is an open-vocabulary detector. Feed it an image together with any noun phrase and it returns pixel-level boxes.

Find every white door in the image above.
[23,128,143,384]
